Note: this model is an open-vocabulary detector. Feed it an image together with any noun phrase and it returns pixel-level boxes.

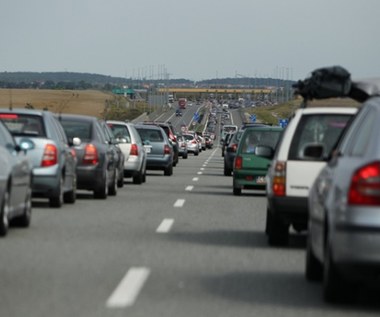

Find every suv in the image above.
[141,121,179,167]
[265,107,357,245]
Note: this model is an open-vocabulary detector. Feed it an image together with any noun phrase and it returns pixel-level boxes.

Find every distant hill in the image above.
[0,71,294,89]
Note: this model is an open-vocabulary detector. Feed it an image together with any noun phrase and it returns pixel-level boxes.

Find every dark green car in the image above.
[233,126,283,195]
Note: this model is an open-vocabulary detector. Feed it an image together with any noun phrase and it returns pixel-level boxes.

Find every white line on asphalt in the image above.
[185,185,194,191]
[174,199,185,207]
[192,177,199,181]
[106,267,150,308]
[156,218,174,233]
[200,168,205,171]
[197,171,202,175]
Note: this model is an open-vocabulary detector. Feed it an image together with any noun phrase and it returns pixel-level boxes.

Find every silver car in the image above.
[306,90,380,302]
[0,120,32,237]
[0,109,77,208]
[106,120,147,184]
[183,133,199,156]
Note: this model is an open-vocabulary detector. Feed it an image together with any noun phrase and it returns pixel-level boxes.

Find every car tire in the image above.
[12,187,32,228]
[63,175,76,204]
[164,164,173,176]
[133,169,143,185]
[117,169,124,188]
[108,169,118,196]
[50,176,64,208]
[194,151,199,156]
[142,166,147,183]
[267,210,289,246]
[94,170,108,199]
[183,153,188,159]
[0,189,10,237]
[305,235,323,281]
[224,166,232,176]
[233,187,241,195]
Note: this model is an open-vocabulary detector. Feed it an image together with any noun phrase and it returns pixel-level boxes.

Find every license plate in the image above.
[255,176,266,184]
[144,146,151,153]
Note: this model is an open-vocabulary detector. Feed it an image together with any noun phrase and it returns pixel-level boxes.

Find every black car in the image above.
[58,114,124,198]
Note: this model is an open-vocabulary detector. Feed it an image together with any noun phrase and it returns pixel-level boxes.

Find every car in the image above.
[204,136,213,149]
[0,109,77,208]
[135,124,174,176]
[106,120,147,184]
[233,126,283,195]
[0,120,32,237]
[183,133,199,156]
[306,83,380,302]
[175,109,182,117]
[176,134,188,159]
[265,106,358,246]
[223,130,243,176]
[58,114,122,198]
[141,121,179,167]
[221,132,234,157]
[196,134,206,151]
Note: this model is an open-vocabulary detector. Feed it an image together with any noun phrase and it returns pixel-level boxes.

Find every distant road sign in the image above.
[278,118,289,128]
[250,114,256,122]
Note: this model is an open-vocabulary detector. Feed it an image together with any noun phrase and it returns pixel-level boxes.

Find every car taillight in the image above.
[231,143,238,152]
[41,144,58,167]
[130,144,139,156]
[164,145,171,155]
[348,162,380,205]
[192,140,197,144]
[272,161,286,196]
[235,156,243,170]
[83,144,98,165]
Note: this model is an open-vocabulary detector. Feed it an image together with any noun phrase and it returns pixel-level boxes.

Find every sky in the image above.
[1,0,380,82]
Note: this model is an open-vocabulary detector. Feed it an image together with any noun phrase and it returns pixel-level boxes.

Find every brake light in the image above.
[235,156,243,169]
[348,162,380,205]
[0,113,19,119]
[192,140,197,144]
[130,144,139,156]
[272,161,286,196]
[231,143,238,152]
[83,144,98,165]
[164,145,171,155]
[41,144,58,167]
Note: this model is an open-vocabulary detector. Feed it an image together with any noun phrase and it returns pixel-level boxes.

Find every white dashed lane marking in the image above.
[156,219,174,233]
[185,185,194,191]
[192,177,199,182]
[174,199,185,207]
[106,267,150,308]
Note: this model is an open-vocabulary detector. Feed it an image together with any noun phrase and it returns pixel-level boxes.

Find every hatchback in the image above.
[0,120,32,236]
[58,114,122,198]
[0,109,77,208]
[233,126,283,195]
[306,94,380,302]
[107,120,147,184]
[183,133,199,156]
[135,124,174,176]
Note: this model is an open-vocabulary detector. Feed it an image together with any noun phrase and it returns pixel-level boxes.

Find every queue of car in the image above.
[219,67,380,304]
[0,108,211,237]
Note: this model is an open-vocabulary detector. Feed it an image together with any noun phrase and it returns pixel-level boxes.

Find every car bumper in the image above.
[76,165,104,190]
[233,170,267,189]
[31,165,60,197]
[146,156,172,170]
[124,156,142,174]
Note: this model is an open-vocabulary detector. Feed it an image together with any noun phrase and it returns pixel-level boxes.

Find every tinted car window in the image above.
[0,113,46,137]
[137,128,164,142]
[60,120,92,141]
[108,124,131,143]
[288,114,352,160]
[0,120,15,150]
[241,130,282,154]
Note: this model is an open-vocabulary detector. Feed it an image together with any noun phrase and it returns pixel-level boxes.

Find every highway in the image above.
[0,107,379,317]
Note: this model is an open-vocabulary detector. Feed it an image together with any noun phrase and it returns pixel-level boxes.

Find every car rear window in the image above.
[136,128,164,142]
[288,114,353,160]
[107,123,131,143]
[60,120,92,141]
[241,130,282,154]
[0,113,46,137]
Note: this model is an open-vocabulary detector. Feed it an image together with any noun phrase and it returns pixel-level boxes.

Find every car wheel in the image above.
[108,169,118,196]
[12,186,32,228]
[64,175,76,204]
[50,176,64,208]
[194,151,199,156]
[0,189,10,237]
[133,169,143,184]
[305,235,323,281]
[94,170,108,199]
[183,153,188,159]
[267,211,289,246]
[117,168,124,188]
[323,240,354,303]
[142,167,147,183]
[224,166,232,176]
[164,164,173,176]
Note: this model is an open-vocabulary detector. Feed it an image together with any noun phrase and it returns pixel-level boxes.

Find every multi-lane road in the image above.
[1,107,379,317]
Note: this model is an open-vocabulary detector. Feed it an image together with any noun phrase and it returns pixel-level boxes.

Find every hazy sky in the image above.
[1,0,379,81]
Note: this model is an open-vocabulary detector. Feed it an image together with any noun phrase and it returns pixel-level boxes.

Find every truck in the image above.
[178,98,187,109]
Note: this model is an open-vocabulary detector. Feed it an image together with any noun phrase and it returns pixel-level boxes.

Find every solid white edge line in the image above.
[174,199,185,207]
[106,267,150,308]
[156,218,174,233]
